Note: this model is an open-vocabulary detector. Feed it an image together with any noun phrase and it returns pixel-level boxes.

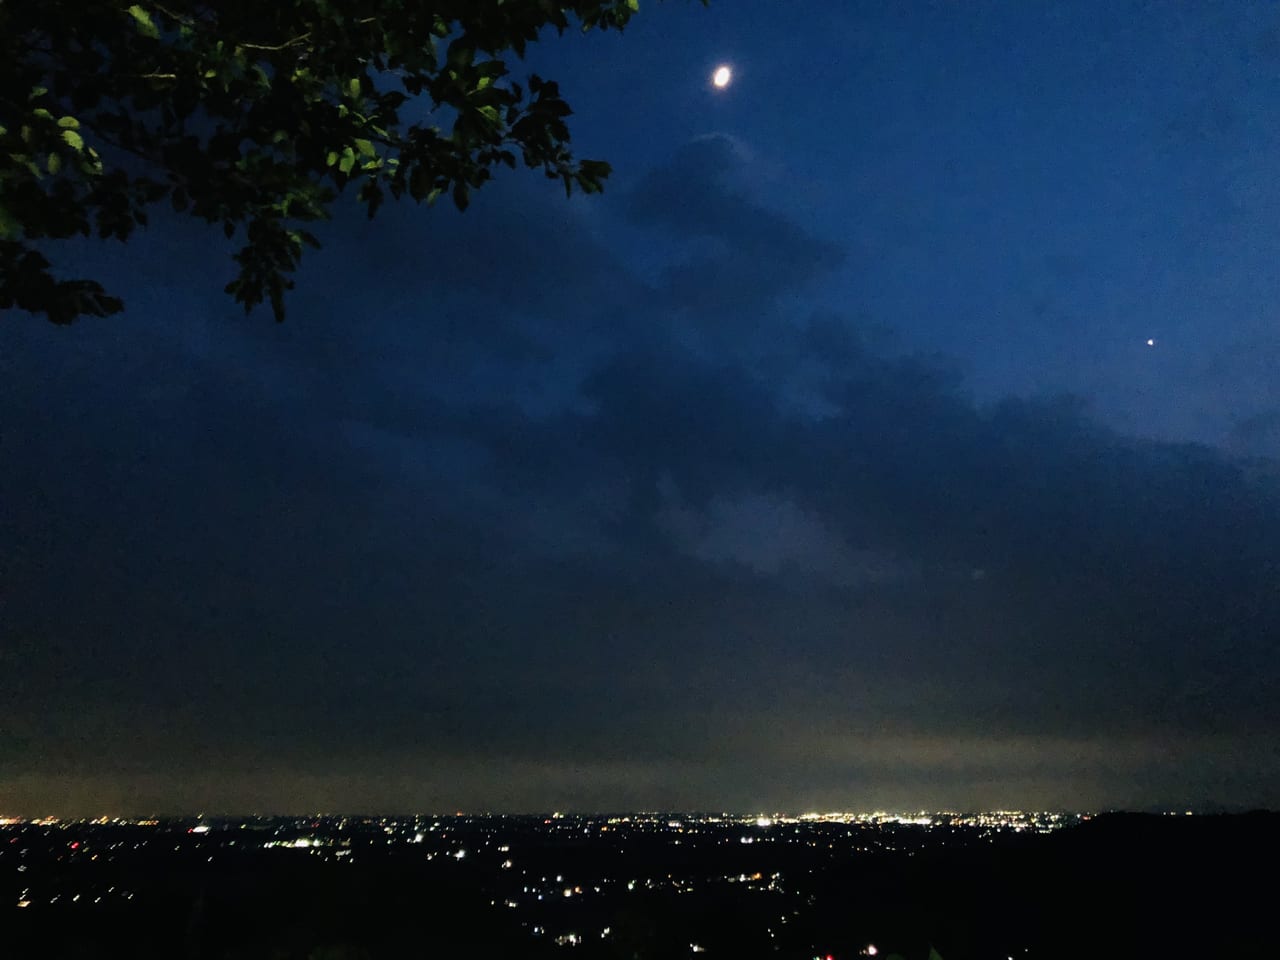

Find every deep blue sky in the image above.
[4,0,1280,814]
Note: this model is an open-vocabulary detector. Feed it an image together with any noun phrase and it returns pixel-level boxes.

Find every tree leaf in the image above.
[127,4,160,39]
[0,202,20,240]
[61,129,84,152]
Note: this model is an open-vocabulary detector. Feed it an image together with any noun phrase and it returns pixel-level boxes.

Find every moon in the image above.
[712,65,733,89]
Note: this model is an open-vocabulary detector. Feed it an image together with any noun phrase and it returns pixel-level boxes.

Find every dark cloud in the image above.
[2,132,1278,815]
[627,135,844,322]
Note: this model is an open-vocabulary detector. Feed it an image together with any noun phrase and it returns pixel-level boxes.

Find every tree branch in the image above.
[147,2,195,26]
[238,33,312,52]
[237,18,376,52]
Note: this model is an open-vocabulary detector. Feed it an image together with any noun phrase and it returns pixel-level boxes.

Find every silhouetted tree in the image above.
[0,1,702,323]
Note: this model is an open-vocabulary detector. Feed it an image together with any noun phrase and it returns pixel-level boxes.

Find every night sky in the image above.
[4,0,1280,815]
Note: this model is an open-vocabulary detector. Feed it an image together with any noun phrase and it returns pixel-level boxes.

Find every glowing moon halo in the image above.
[712,65,733,88]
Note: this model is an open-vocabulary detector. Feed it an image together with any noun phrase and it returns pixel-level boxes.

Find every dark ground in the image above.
[3,812,1274,959]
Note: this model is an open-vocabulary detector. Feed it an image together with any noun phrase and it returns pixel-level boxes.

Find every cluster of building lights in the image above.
[1,809,1088,919]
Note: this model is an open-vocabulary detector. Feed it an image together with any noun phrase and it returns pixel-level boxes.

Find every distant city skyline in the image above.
[13,808,1265,955]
